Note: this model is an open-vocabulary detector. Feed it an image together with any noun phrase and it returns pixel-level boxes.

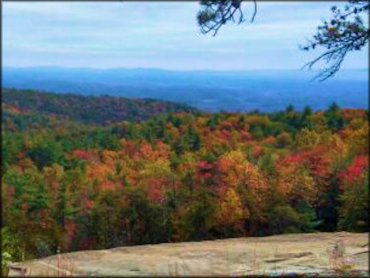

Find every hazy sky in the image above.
[3,1,369,70]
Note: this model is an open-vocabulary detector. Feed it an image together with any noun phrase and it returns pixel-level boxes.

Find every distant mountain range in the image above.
[2,67,368,112]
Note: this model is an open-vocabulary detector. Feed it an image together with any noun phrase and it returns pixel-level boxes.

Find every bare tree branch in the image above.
[250,0,257,23]
[197,0,369,82]
[197,0,257,36]
[301,1,369,81]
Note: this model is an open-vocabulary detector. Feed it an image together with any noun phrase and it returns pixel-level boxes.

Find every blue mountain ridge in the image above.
[2,67,368,112]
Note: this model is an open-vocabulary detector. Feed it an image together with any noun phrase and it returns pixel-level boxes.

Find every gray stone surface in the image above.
[8,232,369,276]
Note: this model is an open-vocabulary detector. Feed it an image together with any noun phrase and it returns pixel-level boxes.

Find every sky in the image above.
[2,1,369,70]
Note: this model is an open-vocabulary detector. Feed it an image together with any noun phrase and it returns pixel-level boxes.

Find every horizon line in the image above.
[3,66,368,72]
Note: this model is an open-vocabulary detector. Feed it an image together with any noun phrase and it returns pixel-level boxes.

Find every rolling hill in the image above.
[2,88,200,125]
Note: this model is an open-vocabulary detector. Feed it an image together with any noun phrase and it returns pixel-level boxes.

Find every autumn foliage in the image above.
[2,89,369,261]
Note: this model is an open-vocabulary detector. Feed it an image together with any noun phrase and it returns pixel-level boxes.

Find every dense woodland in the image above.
[1,89,369,269]
[2,89,199,125]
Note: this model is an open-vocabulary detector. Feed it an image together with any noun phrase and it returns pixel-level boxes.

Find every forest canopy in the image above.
[2,89,368,270]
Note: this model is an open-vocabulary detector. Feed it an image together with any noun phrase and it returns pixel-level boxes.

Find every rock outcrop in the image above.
[8,232,369,276]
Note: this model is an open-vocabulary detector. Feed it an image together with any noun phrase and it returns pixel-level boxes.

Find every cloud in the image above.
[2,1,368,70]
